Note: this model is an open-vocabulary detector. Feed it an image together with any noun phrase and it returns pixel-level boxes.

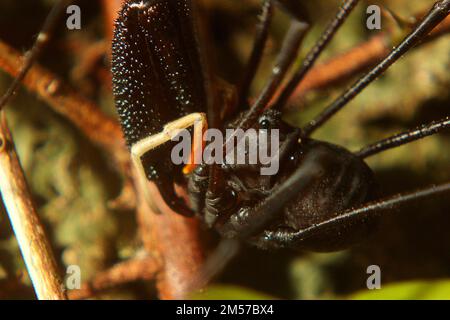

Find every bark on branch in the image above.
[0,113,67,300]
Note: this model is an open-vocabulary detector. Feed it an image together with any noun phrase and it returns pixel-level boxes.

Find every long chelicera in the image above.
[111,0,208,215]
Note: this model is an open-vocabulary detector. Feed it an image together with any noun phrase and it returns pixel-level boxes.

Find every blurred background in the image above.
[0,0,449,299]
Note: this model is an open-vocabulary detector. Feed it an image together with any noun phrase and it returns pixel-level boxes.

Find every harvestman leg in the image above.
[356,117,450,158]
[206,2,310,224]
[273,0,360,110]
[131,112,207,215]
[251,119,450,248]
[0,0,208,217]
[231,0,361,135]
[234,4,310,130]
[253,181,450,249]
[209,0,360,227]
[236,0,274,108]
[208,0,273,205]
[302,0,450,137]
[216,0,450,240]
[0,0,70,111]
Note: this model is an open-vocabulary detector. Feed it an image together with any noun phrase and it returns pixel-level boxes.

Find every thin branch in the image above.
[284,34,387,100]
[302,1,450,136]
[135,181,206,300]
[0,113,67,300]
[0,0,70,112]
[68,256,161,300]
[0,35,207,300]
[280,15,450,105]
[0,40,127,166]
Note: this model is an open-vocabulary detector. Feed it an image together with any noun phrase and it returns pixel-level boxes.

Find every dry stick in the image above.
[68,256,161,300]
[0,41,127,166]
[0,38,206,300]
[0,16,448,160]
[0,113,67,300]
[302,1,450,136]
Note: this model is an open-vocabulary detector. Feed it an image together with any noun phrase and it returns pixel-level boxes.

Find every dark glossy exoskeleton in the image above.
[112,0,208,216]
[111,0,450,251]
[188,109,379,252]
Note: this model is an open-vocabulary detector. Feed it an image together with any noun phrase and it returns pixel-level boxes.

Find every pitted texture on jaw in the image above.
[111,0,207,181]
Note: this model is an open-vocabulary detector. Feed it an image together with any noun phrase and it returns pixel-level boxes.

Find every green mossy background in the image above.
[0,0,449,299]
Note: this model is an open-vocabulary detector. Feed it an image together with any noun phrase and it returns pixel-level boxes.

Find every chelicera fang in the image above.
[111,0,450,252]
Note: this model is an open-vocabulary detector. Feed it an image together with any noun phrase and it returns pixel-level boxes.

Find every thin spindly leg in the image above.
[273,0,360,110]
[236,18,309,131]
[252,182,450,249]
[356,117,450,158]
[210,11,309,219]
[237,0,274,108]
[0,0,70,111]
[302,0,450,137]
[216,148,326,239]
[131,112,207,216]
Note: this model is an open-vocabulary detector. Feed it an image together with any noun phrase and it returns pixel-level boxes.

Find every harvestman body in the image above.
[0,0,449,253]
[110,0,450,251]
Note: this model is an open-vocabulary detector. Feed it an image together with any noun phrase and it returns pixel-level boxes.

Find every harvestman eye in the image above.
[259,118,271,129]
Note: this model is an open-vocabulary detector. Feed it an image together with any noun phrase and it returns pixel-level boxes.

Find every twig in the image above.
[0,36,207,299]
[68,256,161,300]
[136,182,206,300]
[0,0,70,112]
[282,15,450,105]
[284,34,387,99]
[0,40,127,166]
[0,113,67,300]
